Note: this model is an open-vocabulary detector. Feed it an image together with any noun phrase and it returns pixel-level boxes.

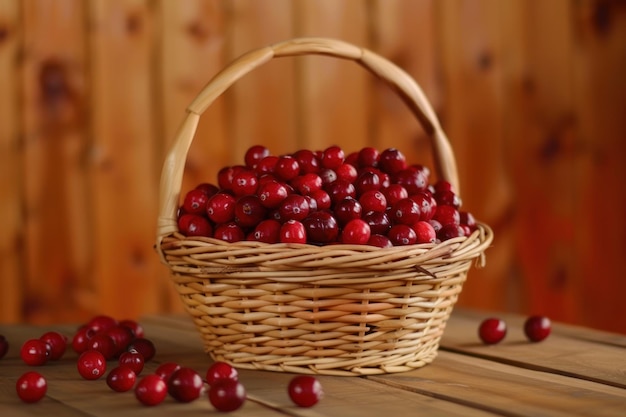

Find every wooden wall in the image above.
[1,0,625,333]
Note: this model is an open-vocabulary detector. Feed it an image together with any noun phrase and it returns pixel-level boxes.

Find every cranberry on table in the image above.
[39,331,67,361]
[87,333,117,360]
[524,315,552,342]
[20,339,49,366]
[86,315,118,334]
[135,374,168,406]
[72,326,96,354]
[167,367,204,403]
[206,361,239,386]
[107,366,137,392]
[155,362,182,384]
[208,379,246,412]
[105,325,135,356]
[127,337,156,362]
[16,371,47,403]
[77,350,107,380]
[119,351,145,375]
[288,375,323,408]
[479,318,507,345]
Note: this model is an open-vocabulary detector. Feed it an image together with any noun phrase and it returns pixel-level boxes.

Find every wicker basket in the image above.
[156,37,494,376]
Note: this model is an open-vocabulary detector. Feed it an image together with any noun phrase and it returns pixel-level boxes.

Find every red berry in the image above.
[293,149,320,174]
[321,145,344,169]
[303,211,339,244]
[412,220,436,244]
[213,222,245,243]
[107,366,137,392]
[251,219,282,243]
[334,197,362,226]
[86,315,118,334]
[206,361,239,386]
[292,173,323,195]
[288,375,323,408]
[208,379,246,412]
[182,188,210,214]
[359,190,387,213]
[524,315,551,342]
[39,331,67,361]
[309,189,331,211]
[433,205,460,226]
[0,335,8,359]
[274,155,300,180]
[357,147,379,167]
[135,374,168,406]
[382,184,409,207]
[254,155,278,175]
[207,193,236,224]
[20,339,49,366]
[362,211,392,236]
[167,367,204,403]
[410,191,437,221]
[341,219,371,245]
[379,148,407,174]
[244,145,270,168]
[105,325,135,356]
[390,198,421,225]
[279,194,310,222]
[438,223,465,241]
[257,179,288,208]
[354,170,381,195]
[119,351,145,375]
[127,338,156,362]
[336,163,358,183]
[178,213,212,237]
[435,189,462,208]
[234,195,267,228]
[72,326,95,354]
[87,333,117,360]
[155,362,182,384]
[478,318,507,344]
[367,234,393,248]
[194,182,219,198]
[280,220,307,244]
[231,169,259,196]
[16,371,47,403]
[77,350,107,380]
[388,224,418,246]
[326,179,356,204]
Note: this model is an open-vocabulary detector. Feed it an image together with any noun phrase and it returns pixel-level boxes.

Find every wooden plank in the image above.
[21,0,91,324]
[87,0,163,320]
[370,350,626,417]
[293,0,370,153]
[225,0,297,159]
[0,0,22,323]
[441,309,626,389]
[436,0,515,314]
[572,0,626,334]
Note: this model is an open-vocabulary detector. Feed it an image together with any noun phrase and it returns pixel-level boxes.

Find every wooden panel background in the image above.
[0,0,624,333]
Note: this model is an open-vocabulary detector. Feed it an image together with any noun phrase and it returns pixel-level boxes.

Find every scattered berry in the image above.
[118,351,145,375]
[127,338,156,362]
[208,379,246,412]
[478,318,507,345]
[20,339,49,366]
[524,315,552,342]
[135,374,168,406]
[107,366,137,392]
[16,371,47,403]
[167,367,204,403]
[39,331,67,361]
[206,361,238,386]
[288,375,323,407]
[77,350,107,380]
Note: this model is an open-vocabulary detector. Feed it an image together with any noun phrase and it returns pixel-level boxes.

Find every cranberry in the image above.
[390,198,422,225]
[478,318,507,344]
[105,325,135,356]
[334,197,363,226]
[235,195,267,228]
[335,163,358,183]
[231,169,259,196]
[194,182,219,198]
[280,220,307,244]
[460,211,477,231]
[309,189,331,211]
[39,331,67,361]
[16,371,47,403]
[257,179,288,208]
[413,221,437,244]
[524,315,552,342]
[207,193,236,224]
[72,326,95,354]
[363,211,392,235]
[410,191,437,221]
[321,145,344,169]
[167,367,204,403]
[182,188,210,215]
[354,170,381,195]
[213,222,245,243]
[244,145,270,168]
[367,234,393,248]
[433,179,454,195]
[206,361,239,386]
[178,213,212,237]
[388,224,418,246]
[427,219,443,234]
[433,205,460,226]
[252,219,281,243]
[0,335,8,359]
[438,224,465,241]
[394,168,428,194]
[326,179,356,204]
[382,184,409,207]
[378,148,407,175]
[341,219,371,245]
[292,173,323,195]
[279,194,310,222]
[155,362,182,383]
[87,315,118,333]
[87,333,117,360]
[293,149,320,174]
[359,190,387,213]
[288,375,323,408]
[255,155,278,175]
[127,338,156,362]
[274,155,300,180]
[217,166,238,191]
[318,168,338,186]
[135,374,168,406]
[357,147,379,167]
[119,351,145,375]
[107,366,137,392]
[77,350,107,380]
[208,379,246,412]
[20,339,49,366]
[303,211,339,244]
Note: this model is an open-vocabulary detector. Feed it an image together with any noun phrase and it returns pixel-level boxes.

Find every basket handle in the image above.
[157,37,459,240]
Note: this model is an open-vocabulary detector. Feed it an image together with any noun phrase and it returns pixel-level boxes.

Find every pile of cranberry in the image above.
[4,315,322,410]
[177,145,478,247]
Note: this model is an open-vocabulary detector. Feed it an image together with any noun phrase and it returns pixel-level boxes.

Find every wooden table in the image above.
[1,308,624,416]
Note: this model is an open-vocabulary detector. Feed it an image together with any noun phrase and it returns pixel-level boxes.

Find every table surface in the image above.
[1,308,624,416]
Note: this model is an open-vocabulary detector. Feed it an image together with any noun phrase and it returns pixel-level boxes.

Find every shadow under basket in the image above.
[155,37,494,376]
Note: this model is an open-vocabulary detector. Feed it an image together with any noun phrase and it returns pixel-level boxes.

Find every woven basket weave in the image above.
[156,37,494,376]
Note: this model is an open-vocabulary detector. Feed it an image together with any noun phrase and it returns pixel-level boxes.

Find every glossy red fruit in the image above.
[326,179,356,205]
[255,155,278,175]
[86,315,118,334]
[359,190,387,213]
[309,189,331,211]
[127,338,156,362]
[391,198,421,226]
[382,184,409,207]
[155,362,182,384]
[244,145,270,169]
[433,205,460,226]
[437,224,465,241]
[334,197,362,226]
[524,315,552,342]
[388,224,418,246]
[363,211,391,236]
[107,366,137,392]
[72,326,95,354]
[279,194,310,222]
[280,220,307,244]
[207,193,236,224]
[87,333,117,360]
[303,211,339,244]
[119,351,145,375]
[335,163,358,184]
[410,191,437,221]
[412,220,437,244]
[367,234,393,248]
[16,371,47,403]
[354,170,381,195]
[292,173,323,195]
[135,374,168,406]
[168,367,204,403]
[206,361,239,386]
[231,169,259,196]
[288,375,323,408]
[208,379,246,412]
[257,179,288,208]
[182,188,210,215]
[178,213,212,237]
[234,195,267,228]
[20,339,49,366]
[251,219,282,243]
[213,222,245,243]
[293,149,320,174]
[357,147,379,167]
[274,155,300,180]
[479,318,507,345]
[194,182,219,198]
[378,148,407,175]
[77,350,107,380]
[321,145,344,169]
[341,219,371,245]
[105,325,135,356]
[119,319,144,339]
[394,167,428,194]
[39,331,67,361]
[0,334,8,359]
